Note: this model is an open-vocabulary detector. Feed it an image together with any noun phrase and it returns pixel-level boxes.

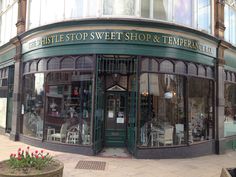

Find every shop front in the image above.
[19,20,218,158]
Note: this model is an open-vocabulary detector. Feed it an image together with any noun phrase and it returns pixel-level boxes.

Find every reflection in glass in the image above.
[65,0,83,19]
[230,7,236,45]
[139,73,186,147]
[197,0,211,33]
[103,0,135,16]
[45,72,92,145]
[22,73,45,138]
[26,0,212,34]
[174,0,192,26]
[188,78,213,143]
[0,1,17,45]
[224,83,236,137]
[28,0,40,29]
[225,5,230,42]
[225,4,236,45]
[40,0,64,25]
[141,0,150,18]
[153,0,168,20]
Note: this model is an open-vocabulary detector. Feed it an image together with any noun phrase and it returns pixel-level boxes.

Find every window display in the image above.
[224,83,236,137]
[138,58,214,147]
[45,72,92,145]
[188,78,213,142]
[22,73,45,138]
[139,73,186,147]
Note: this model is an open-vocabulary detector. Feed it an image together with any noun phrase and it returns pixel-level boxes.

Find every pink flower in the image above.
[41,150,43,153]
[10,153,13,157]
[35,155,39,159]
[35,150,38,154]
[18,148,21,152]
[42,156,44,160]
[17,156,21,160]
[27,146,30,150]
[31,153,34,157]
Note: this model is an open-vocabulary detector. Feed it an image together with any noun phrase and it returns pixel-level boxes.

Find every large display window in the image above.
[45,71,92,145]
[188,77,213,143]
[138,57,214,148]
[22,55,94,145]
[224,83,236,137]
[22,73,45,138]
[139,73,186,147]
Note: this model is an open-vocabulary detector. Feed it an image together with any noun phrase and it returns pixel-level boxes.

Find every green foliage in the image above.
[7,147,53,171]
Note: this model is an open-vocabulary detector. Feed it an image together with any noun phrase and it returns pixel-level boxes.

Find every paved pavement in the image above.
[0,134,236,177]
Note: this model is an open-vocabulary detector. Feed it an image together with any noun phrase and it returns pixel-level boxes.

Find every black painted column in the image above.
[10,37,23,141]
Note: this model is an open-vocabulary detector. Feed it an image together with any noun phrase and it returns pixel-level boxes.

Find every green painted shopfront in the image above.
[0,0,236,158]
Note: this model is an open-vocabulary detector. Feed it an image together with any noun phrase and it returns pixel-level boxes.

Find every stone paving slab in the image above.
[1,134,236,177]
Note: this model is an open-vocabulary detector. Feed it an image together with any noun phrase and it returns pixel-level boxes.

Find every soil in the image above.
[0,160,61,175]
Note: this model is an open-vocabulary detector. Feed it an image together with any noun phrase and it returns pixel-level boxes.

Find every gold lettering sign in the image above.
[27,30,215,56]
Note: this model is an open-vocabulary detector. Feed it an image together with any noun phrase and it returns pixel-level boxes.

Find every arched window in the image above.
[76,56,93,70]
[30,61,37,72]
[150,59,158,72]
[61,57,75,69]
[160,60,174,73]
[175,61,187,74]
[198,65,206,77]
[188,63,197,75]
[24,63,30,73]
[141,58,149,72]
[48,57,60,70]
[207,67,214,78]
[38,59,47,71]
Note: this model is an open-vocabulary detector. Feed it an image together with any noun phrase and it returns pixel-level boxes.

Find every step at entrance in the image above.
[98,148,132,158]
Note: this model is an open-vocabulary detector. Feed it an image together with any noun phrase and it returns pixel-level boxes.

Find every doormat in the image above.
[75,160,106,171]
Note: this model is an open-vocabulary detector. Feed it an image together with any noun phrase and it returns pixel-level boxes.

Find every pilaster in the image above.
[215,40,228,154]
[214,0,226,39]
[16,0,27,34]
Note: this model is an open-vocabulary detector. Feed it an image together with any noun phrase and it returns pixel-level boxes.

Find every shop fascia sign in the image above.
[25,30,216,57]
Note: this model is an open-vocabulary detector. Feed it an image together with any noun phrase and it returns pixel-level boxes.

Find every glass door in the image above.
[105,92,127,147]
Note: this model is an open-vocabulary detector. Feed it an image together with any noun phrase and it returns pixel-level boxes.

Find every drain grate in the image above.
[75,160,106,171]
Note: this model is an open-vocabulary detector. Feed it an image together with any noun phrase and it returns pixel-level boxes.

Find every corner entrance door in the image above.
[105,92,127,147]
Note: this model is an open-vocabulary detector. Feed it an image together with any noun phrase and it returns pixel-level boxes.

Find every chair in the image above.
[36,120,43,138]
[175,124,184,144]
[50,123,68,142]
[66,125,80,144]
[158,126,174,146]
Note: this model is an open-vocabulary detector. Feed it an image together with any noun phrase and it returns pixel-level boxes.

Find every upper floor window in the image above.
[141,0,211,33]
[103,0,135,16]
[225,0,236,45]
[27,0,212,34]
[0,0,17,46]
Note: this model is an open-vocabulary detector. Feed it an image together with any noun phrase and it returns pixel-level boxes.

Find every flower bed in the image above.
[0,147,63,177]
